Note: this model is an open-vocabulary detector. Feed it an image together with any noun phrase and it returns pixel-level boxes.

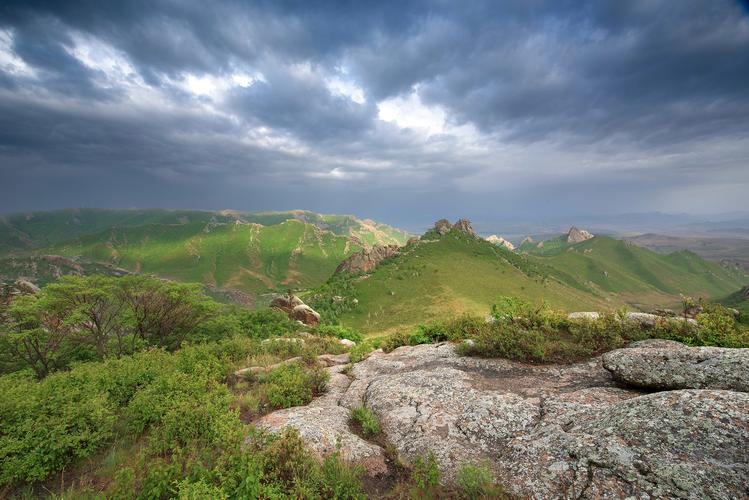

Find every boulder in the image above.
[486,234,515,250]
[335,245,400,274]
[290,304,320,327]
[567,226,594,243]
[14,279,40,294]
[603,342,749,391]
[270,294,304,314]
[568,311,601,321]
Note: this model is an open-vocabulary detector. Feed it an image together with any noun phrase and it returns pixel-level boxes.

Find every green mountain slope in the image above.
[330,229,613,335]
[0,208,410,253]
[525,236,746,308]
[46,219,362,294]
[324,225,747,335]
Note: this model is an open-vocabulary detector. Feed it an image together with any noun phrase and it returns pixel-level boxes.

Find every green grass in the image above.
[322,231,746,336]
[333,232,611,335]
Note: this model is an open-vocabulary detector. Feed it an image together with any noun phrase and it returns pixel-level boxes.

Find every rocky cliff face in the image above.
[486,234,515,250]
[334,245,400,274]
[567,226,594,243]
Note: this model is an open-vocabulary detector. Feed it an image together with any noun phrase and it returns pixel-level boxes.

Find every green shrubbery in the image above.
[378,296,749,363]
[350,406,381,437]
[0,275,308,378]
[263,362,330,409]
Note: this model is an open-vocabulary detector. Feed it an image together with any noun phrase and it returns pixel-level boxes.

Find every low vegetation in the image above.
[380,296,749,363]
[350,407,381,437]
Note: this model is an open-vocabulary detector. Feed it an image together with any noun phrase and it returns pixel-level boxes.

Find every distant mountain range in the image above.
[0,209,410,294]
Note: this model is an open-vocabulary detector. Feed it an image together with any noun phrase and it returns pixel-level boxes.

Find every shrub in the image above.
[320,452,366,499]
[456,463,495,499]
[350,406,381,437]
[349,341,375,363]
[264,363,329,409]
[315,324,363,343]
[411,452,440,494]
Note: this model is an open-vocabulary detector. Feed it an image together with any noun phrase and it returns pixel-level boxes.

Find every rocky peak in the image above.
[432,218,478,237]
[434,219,452,235]
[520,236,534,245]
[486,234,515,251]
[566,226,594,243]
[335,244,400,274]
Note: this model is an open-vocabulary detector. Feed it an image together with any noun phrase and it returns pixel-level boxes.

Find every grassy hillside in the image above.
[326,231,613,335]
[526,236,746,309]
[318,230,747,336]
[0,208,410,253]
[47,219,362,294]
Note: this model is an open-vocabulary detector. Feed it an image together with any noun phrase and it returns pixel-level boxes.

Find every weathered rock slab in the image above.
[603,343,749,391]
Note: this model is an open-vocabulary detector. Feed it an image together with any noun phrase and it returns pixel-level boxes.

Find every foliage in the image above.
[411,452,440,494]
[314,324,363,343]
[0,275,219,377]
[456,463,497,499]
[263,362,330,409]
[350,406,381,437]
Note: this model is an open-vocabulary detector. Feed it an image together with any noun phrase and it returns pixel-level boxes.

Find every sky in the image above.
[1,0,748,228]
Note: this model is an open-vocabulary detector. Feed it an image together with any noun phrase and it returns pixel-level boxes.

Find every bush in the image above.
[264,363,330,409]
[314,324,363,343]
[411,452,440,494]
[456,463,495,499]
[0,370,116,484]
[350,406,381,437]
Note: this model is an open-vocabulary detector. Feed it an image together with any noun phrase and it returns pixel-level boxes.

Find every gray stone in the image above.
[603,342,749,391]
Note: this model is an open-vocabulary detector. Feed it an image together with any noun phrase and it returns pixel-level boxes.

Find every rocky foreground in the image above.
[256,341,749,498]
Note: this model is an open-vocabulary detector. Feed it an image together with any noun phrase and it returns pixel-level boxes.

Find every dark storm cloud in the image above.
[0,0,748,222]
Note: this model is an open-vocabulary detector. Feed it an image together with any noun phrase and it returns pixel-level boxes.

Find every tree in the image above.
[0,294,76,378]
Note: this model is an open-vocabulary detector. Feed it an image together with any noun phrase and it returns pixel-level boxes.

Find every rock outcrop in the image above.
[256,343,749,497]
[290,304,320,327]
[603,342,749,391]
[335,245,400,274]
[270,294,320,326]
[434,219,452,235]
[431,218,478,238]
[568,311,697,326]
[270,293,304,314]
[485,234,515,250]
[567,226,594,243]
[255,359,389,476]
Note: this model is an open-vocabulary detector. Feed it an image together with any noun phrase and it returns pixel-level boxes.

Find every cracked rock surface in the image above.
[256,343,749,498]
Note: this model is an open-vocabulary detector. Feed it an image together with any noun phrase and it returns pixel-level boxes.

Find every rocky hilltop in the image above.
[258,340,749,498]
[567,226,594,243]
[432,218,478,237]
[486,234,515,250]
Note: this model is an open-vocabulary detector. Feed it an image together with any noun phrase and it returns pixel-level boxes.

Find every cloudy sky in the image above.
[1,0,748,228]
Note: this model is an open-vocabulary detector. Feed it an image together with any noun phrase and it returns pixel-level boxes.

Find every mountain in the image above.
[625,233,749,273]
[0,208,410,253]
[321,220,747,335]
[0,209,410,295]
